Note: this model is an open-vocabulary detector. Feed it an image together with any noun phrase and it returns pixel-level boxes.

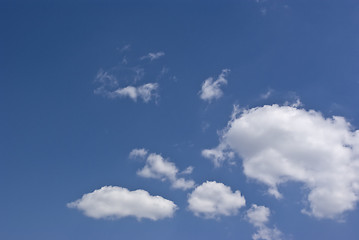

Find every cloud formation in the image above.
[67,186,177,221]
[246,204,282,240]
[137,151,195,190]
[188,181,245,218]
[203,104,359,219]
[114,83,158,102]
[199,69,230,102]
[140,51,165,61]
[129,148,148,159]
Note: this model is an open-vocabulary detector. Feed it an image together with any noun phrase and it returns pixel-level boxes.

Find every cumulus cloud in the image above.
[67,186,177,221]
[199,69,230,102]
[247,204,270,227]
[140,51,165,61]
[203,104,359,219]
[188,181,245,218]
[129,148,148,159]
[137,152,195,190]
[246,205,283,240]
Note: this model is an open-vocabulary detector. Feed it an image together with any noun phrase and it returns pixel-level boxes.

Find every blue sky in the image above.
[2,0,359,239]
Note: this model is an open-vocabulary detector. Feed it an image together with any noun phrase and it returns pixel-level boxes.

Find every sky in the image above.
[1,0,359,239]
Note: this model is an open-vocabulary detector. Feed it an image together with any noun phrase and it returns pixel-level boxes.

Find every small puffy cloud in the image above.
[199,69,230,102]
[246,205,283,240]
[129,148,148,159]
[140,51,165,61]
[137,152,195,190]
[67,186,177,221]
[203,104,359,219]
[172,178,196,190]
[114,83,158,102]
[246,204,270,227]
[137,153,178,180]
[188,181,245,218]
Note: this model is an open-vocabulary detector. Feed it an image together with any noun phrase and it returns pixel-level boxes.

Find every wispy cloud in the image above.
[260,89,273,99]
[119,44,131,52]
[199,69,230,102]
[93,67,157,103]
[140,51,165,61]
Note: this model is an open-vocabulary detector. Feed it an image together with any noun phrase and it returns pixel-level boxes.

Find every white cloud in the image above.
[67,186,177,221]
[137,152,195,190]
[260,89,273,99]
[119,44,131,52]
[246,204,270,227]
[202,145,235,167]
[253,227,283,240]
[93,68,157,103]
[246,205,283,240]
[114,83,158,102]
[129,148,148,159]
[140,51,165,61]
[199,69,230,102]
[93,69,119,96]
[203,104,359,219]
[181,166,194,175]
[172,178,196,190]
[188,181,245,218]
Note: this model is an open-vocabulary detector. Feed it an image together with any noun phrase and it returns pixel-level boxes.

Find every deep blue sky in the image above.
[2,1,359,239]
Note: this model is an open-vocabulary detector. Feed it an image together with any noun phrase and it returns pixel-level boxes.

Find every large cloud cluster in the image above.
[203,104,359,219]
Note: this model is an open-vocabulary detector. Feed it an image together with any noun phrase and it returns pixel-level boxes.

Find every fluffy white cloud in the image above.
[137,152,195,190]
[129,148,148,159]
[199,69,230,102]
[140,51,165,61]
[203,104,359,219]
[246,204,270,227]
[246,205,283,240]
[188,181,245,218]
[114,83,158,102]
[67,186,177,221]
